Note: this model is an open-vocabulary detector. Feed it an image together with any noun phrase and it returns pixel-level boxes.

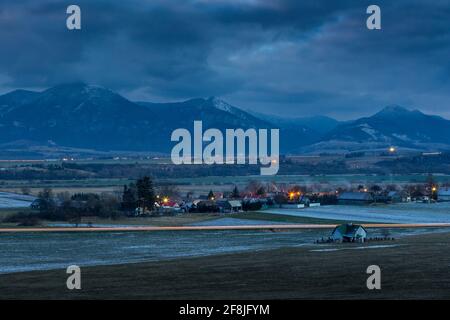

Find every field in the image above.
[2,173,450,196]
[1,231,449,299]
[0,209,372,229]
[266,202,450,223]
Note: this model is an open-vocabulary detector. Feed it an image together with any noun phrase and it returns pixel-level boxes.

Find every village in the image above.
[129,178,450,217]
[22,174,450,219]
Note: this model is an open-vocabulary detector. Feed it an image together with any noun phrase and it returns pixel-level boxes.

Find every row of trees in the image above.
[122,176,156,213]
[23,177,158,222]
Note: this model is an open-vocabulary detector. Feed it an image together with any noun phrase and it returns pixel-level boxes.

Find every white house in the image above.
[331,224,367,243]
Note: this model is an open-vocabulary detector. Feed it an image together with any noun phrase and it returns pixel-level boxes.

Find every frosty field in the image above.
[266,202,450,223]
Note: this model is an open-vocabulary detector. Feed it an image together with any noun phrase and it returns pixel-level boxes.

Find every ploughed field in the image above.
[0,231,449,299]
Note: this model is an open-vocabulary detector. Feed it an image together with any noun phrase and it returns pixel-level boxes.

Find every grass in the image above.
[0,210,375,229]
[77,213,221,227]
[0,207,30,220]
[1,231,449,299]
[0,211,221,228]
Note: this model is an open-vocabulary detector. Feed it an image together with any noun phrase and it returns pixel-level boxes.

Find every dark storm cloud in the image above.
[0,0,449,119]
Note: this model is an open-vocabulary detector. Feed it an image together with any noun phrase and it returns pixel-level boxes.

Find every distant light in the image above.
[363,188,368,192]
[163,197,169,204]
[271,159,278,164]
[432,186,437,192]
[389,146,396,153]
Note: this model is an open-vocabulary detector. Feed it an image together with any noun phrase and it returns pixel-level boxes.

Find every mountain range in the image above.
[0,83,449,157]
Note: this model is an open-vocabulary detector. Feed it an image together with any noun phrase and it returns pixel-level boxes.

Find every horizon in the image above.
[0,82,446,122]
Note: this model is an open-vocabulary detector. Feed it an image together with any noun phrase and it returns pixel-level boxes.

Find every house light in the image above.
[163,197,169,204]
[389,146,396,153]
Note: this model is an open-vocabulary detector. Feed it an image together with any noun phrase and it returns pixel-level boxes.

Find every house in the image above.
[337,192,374,205]
[154,200,182,215]
[195,200,219,213]
[217,200,242,213]
[331,224,367,243]
[438,188,450,202]
[30,199,43,210]
[387,191,403,203]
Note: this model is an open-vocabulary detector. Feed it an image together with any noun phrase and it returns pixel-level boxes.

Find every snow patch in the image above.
[212,98,233,113]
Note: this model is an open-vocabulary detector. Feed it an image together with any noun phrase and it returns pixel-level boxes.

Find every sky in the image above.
[0,0,449,120]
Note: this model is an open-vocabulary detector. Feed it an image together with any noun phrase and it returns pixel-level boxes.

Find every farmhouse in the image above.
[331,224,367,243]
[154,200,182,215]
[438,188,450,202]
[217,200,243,213]
[338,192,374,205]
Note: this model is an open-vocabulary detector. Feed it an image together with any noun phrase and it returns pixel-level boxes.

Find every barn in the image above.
[337,192,374,205]
[217,200,243,213]
[331,224,367,243]
[438,188,450,202]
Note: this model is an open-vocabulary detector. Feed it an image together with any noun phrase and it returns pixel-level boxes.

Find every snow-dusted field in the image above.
[266,202,450,223]
[0,192,35,208]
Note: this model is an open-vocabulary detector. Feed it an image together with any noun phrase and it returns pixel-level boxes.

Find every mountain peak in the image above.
[207,97,234,112]
[47,82,110,94]
[39,83,120,105]
[377,105,410,115]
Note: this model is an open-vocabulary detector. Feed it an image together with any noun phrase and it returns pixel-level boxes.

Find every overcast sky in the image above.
[0,0,449,120]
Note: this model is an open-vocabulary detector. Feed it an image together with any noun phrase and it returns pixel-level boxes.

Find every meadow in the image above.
[1,173,450,196]
[1,231,449,299]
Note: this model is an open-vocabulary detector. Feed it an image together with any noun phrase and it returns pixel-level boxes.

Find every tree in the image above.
[157,185,180,198]
[274,193,287,205]
[231,185,240,198]
[136,176,156,211]
[246,180,263,195]
[37,188,55,215]
[121,184,137,212]
[370,185,382,193]
[256,186,266,196]
[426,173,438,200]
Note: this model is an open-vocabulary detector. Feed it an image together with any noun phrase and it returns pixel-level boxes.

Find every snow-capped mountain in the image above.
[0,84,317,154]
[1,84,449,156]
[303,105,450,153]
